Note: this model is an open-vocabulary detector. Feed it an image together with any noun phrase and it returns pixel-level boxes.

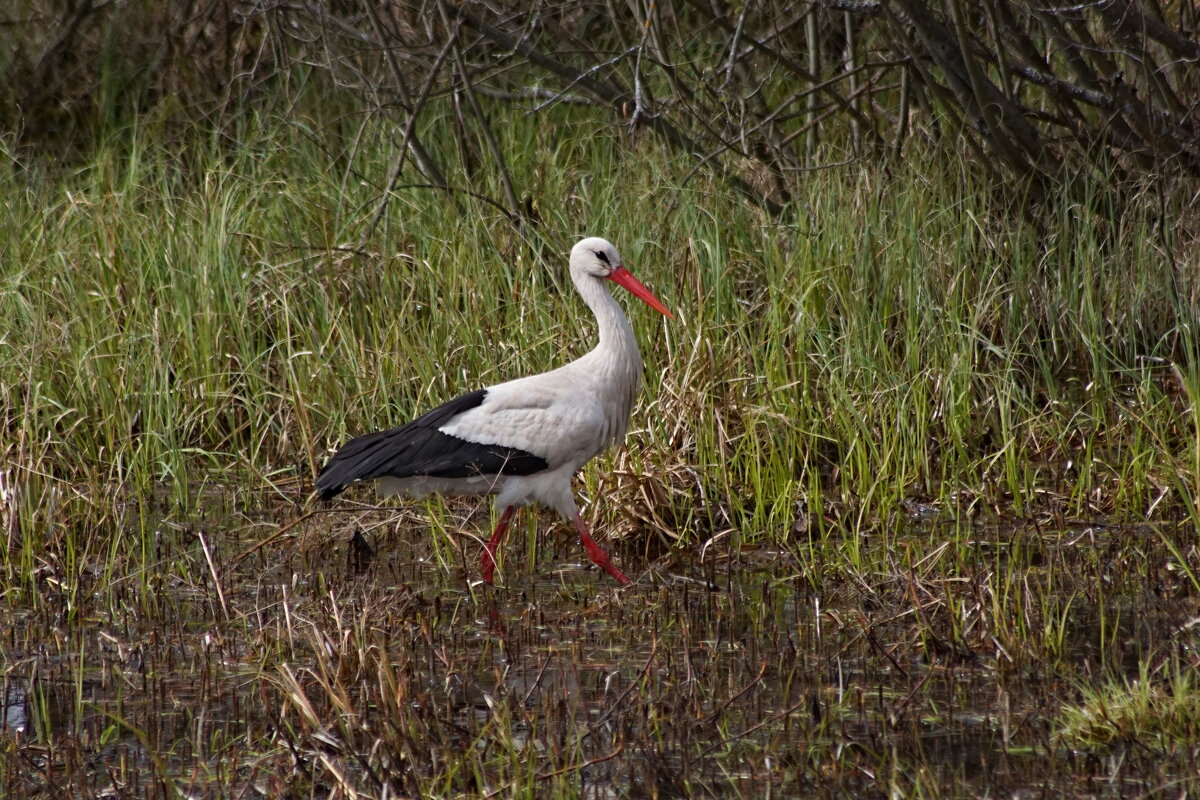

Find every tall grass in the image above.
[1,102,1196,571]
[4,97,1200,799]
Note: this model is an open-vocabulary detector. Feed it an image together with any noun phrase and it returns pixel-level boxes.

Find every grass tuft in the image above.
[1056,661,1200,752]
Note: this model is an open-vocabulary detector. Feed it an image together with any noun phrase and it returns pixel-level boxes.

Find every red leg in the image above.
[481,506,516,585]
[572,512,630,585]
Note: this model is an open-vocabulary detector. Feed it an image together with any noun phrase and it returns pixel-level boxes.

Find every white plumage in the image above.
[316,236,673,585]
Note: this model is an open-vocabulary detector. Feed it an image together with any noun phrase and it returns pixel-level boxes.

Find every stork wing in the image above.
[436,375,609,469]
[315,388,550,500]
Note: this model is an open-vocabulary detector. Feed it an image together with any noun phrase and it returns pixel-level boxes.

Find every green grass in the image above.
[1056,661,1200,751]
[2,99,1199,796]
[3,104,1197,546]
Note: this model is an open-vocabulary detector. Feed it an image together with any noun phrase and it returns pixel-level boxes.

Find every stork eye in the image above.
[593,250,610,265]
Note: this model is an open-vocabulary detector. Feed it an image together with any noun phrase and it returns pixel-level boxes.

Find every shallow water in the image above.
[2,490,1198,797]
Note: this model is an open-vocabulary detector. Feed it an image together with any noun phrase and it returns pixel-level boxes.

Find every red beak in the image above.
[608,266,674,319]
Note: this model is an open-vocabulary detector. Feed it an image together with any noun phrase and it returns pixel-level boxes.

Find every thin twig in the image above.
[439,2,522,221]
[362,1,452,197]
[363,28,458,242]
[451,1,784,215]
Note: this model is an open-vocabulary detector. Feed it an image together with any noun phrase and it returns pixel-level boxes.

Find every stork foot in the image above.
[573,513,630,585]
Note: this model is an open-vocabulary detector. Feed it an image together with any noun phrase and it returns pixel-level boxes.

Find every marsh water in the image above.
[3,487,1198,798]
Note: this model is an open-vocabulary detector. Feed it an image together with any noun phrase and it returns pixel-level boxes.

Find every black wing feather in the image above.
[315,389,549,500]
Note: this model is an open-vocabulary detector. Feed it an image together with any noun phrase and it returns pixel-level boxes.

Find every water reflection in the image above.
[3,503,1197,796]
[2,682,26,735]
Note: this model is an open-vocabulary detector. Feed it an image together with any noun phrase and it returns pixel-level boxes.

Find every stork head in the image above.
[570,237,674,318]
[572,236,624,278]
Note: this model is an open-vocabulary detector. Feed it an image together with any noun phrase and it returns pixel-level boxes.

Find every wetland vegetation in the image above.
[3,1,1200,797]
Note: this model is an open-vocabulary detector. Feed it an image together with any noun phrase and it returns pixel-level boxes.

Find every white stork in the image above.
[315,236,673,585]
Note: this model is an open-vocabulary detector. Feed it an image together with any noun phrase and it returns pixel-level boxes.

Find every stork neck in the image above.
[576,273,641,371]
[571,268,645,449]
